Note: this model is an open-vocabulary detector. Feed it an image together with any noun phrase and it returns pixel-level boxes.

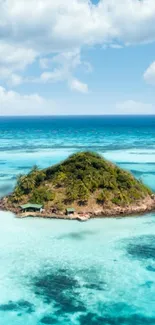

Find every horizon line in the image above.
[1,114,155,118]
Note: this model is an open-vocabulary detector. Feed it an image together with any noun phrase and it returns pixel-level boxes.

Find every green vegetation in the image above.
[8,152,152,210]
[30,187,55,205]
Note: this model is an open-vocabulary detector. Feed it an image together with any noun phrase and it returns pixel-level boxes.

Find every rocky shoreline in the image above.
[1,195,155,221]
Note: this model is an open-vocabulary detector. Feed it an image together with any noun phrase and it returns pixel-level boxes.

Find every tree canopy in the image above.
[8,152,152,210]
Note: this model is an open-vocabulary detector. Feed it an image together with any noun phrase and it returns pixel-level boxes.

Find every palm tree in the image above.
[77,182,89,202]
[20,176,35,194]
[29,165,39,175]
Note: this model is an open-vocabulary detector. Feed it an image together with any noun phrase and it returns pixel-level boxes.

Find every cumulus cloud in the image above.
[0,86,55,115]
[40,50,81,82]
[0,0,155,89]
[0,0,155,50]
[116,100,154,114]
[38,50,89,92]
[0,43,36,70]
[0,87,154,116]
[144,61,155,85]
[69,78,88,93]
[0,43,37,86]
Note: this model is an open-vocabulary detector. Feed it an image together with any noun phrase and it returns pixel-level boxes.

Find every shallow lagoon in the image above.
[1,116,155,324]
[0,212,155,324]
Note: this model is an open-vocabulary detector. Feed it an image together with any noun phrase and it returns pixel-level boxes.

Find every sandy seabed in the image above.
[0,211,155,324]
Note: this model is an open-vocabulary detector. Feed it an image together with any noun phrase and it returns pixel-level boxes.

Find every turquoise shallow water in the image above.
[0,116,155,324]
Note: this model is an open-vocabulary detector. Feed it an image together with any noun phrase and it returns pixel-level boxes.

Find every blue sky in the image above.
[0,0,155,115]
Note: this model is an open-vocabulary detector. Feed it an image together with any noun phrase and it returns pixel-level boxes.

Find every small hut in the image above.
[20,203,43,213]
[66,208,75,216]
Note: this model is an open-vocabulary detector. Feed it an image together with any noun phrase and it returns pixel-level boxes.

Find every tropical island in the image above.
[1,152,155,220]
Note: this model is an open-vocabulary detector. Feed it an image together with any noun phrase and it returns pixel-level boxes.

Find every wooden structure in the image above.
[66,208,75,216]
[20,203,43,213]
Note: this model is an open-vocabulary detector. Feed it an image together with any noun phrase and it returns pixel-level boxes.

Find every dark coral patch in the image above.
[0,302,16,311]
[84,282,105,291]
[146,265,155,272]
[142,281,154,288]
[126,235,155,260]
[40,316,58,324]
[79,312,155,325]
[0,300,34,313]
[32,268,86,314]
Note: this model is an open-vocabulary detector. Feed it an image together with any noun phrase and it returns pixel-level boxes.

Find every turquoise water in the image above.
[0,116,155,324]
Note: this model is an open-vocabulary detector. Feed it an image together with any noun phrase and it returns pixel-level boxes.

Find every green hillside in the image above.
[8,152,152,211]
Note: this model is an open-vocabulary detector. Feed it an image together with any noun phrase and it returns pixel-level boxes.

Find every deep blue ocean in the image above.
[0,116,155,325]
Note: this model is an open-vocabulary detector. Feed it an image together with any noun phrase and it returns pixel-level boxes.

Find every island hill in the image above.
[1,152,155,220]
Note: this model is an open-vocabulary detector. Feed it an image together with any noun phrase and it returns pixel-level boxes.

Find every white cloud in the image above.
[0,43,37,86]
[69,78,88,93]
[0,86,56,115]
[0,0,155,93]
[40,69,65,83]
[0,2,155,75]
[0,67,23,86]
[0,88,154,116]
[110,44,123,49]
[1,0,155,50]
[40,50,81,82]
[98,0,155,46]
[144,61,155,85]
[39,50,89,92]
[8,74,23,87]
[0,43,36,70]
[116,100,154,114]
